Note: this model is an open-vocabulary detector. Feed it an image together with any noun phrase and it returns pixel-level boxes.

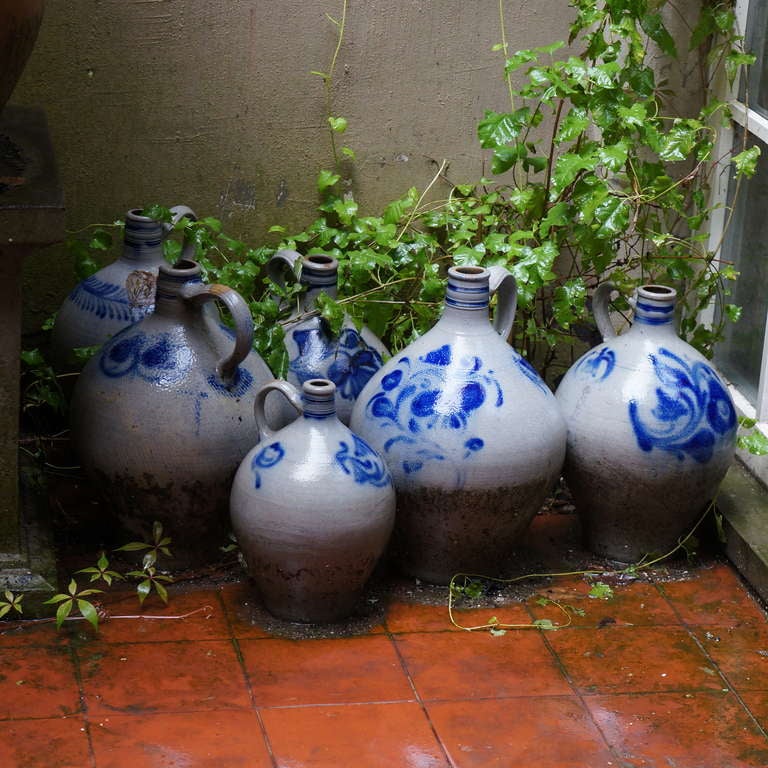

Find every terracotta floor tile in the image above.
[427,696,614,767]
[0,716,92,767]
[393,630,571,701]
[547,626,724,694]
[76,640,251,715]
[89,710,272,767]
[0,646,81,719]
[385,600,532,634]
[261,702,449,767]
[218,582,276,639]
[71,587,230,643]
[0,620,73,648]
[240,635,414,707]
[586,691,768,767]
[529,578,679,629]
[696,626,768,691]
[658,563,768,627]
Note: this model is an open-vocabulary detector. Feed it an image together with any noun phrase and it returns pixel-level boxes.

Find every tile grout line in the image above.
[217,587,280,768]
[525,598,629,765]
[67,634,98,768]
[652,575,768,740]
[384,624,455,768]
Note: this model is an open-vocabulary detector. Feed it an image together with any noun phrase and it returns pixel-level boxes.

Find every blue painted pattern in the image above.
[363,344,502,475]
[68,276,149,323]
[335,435,392,487]
[512,350,549,392]
[575,346,616,381]
[629,347,736,463]
[206,367,254,397]
[99,332,192,385]
[251,442,285,488]
[289,327,383,401]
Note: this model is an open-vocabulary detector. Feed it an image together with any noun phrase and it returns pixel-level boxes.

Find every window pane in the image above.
[741,0,768,119]
[715,127,768,404]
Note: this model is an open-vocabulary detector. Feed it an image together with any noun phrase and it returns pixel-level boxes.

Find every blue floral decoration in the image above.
[289,326,383,401]
[629,347,736,463]
[335,435,392,487]
[206,367,254,398]
[251,442,285,489]
[69,276,149,323]
[575,346,616,381]
[99,332,192,386]
[363,344,502,476]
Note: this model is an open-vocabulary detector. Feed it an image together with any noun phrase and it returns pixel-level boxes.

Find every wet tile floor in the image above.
[2,514,768,767]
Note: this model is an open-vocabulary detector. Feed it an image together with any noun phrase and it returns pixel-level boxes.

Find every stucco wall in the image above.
[11,0,702,331]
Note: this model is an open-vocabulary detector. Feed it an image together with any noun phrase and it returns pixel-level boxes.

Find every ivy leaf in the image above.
[739,431,768,456]
[594,196,629,237]
[88,228,113,251]
[316,292,346,336]
[588,582,614,600]
[477,109,530,149]
[317,170,341,194]
[640,12,677,58]
[533,618,556,630]
[732,146,760,178]
[328,116,348,133]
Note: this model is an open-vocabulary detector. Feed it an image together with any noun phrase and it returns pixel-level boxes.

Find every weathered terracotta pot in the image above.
[0,1,45,113]
[231,378,395,623]
[555,283,737,562]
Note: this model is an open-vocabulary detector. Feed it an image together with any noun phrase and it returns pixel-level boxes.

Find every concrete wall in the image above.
[12,0,702,331]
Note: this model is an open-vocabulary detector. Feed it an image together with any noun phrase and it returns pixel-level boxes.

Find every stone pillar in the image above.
[0,106,64,609]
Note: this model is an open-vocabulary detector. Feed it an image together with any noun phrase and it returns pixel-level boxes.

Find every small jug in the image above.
[230,378,396,623]
[267,249,388,424]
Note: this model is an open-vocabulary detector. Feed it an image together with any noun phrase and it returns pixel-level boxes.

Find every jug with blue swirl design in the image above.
[555,283,737,562]
[51,206,196,370]
[70,259,289,567]
[230,378,395,622]
[267,250,389,425]
[349,265,567,584]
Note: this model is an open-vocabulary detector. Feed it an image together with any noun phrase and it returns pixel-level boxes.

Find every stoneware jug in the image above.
[230,378,395,623]
[555,283,737,562]
[51,205,196,369]
[267,249,388,425]
[349,265,567,584]
[71,259,287,567]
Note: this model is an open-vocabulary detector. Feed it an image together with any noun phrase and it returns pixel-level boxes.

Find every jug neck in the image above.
[302,379,338,421]
[301,254,338,311]
[154,259,204,317]
[628,284,678,338]
[120,209,167,267]
[439,266,493,331]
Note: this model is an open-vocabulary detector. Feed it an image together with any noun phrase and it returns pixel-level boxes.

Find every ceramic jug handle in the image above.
[593,282,618,339]
[180,283,254,381]
[254,379,304,440]
[165,206,198,261]
[487,265,518,341]
[266,249,303,290]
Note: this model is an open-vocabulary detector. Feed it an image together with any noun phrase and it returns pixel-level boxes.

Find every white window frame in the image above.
[705,0,768,479]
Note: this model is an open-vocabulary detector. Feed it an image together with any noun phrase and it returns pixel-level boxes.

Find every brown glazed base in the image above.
[565,458,720,563]
[393,479,551,585]
[248,551,379,624]
[93,469,233,569]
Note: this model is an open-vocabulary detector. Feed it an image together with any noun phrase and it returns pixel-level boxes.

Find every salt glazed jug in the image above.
[51,205,196,369]
[71,259,289,567]
[267,249,388,424]
[555,283,737,562]
[349,265,567,584]
[230,378,396,623]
